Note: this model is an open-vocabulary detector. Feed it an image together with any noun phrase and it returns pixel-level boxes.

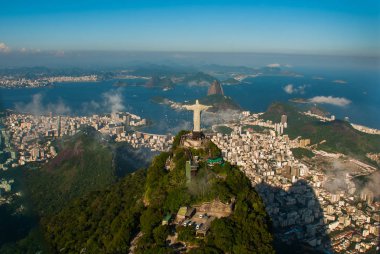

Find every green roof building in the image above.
[207,157,223,166]
[162,214,172,225]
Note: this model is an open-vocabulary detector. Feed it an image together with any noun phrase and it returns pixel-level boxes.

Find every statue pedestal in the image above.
[181,131,207,148]
[191,131,205,140]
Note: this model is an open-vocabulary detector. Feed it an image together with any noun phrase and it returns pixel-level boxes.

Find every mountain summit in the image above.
[207,80,224,96]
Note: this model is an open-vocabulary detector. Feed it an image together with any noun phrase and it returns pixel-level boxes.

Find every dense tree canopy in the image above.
[136,131,274,253]
[44,170,146,253]
[21,131,274,253]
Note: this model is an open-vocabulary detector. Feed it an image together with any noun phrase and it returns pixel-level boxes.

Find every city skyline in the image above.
[0,0,379,57]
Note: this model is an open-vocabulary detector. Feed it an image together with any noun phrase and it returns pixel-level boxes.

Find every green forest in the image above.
[0,127,152,253]
[3,130,275,253]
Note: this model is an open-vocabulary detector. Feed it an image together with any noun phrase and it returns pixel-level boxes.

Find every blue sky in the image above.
[0,0,379,56]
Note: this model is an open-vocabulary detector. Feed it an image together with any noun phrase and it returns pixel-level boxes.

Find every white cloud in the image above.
[283,84,307,94]
[187,80,210,87]
[102,89,125,113]
[0,42,11,53]
[19,47,41,53]
[202,109,241,126]
[284,84,294,94]
[15,93,71,115]
[297,84,307,94]
[332,80,347,84]
[308,96,351,107]
[267,63,280,68]
[168,120,192,133]
[54,50,65,57]
[15,90,126,116]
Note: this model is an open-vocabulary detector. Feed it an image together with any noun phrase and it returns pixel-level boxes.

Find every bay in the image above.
[0,67,379,133]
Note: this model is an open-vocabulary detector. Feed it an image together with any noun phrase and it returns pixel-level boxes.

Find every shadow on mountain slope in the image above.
[256,179,332,254]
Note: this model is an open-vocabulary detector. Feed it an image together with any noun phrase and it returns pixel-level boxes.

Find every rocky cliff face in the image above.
[207,80,224,96]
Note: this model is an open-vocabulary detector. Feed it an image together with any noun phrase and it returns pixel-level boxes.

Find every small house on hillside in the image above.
[185,207,196,218]
[165,156,172,171]
[196,222,211,237]
[176,206,196,222]
[176,206,188,221]
[162,214,172,225]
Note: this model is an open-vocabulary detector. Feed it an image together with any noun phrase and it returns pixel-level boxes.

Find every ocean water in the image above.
[225,68,380,128]
[0,67,379,134]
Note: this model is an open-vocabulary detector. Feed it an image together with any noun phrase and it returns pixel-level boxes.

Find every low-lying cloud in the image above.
[324,160,380,199]
[332,80,347,84]
[54,50,65,57]
[202,109,241,126]
[284,84,294,94]
[14,89,127,116]
[15,93,71,115]
[0,42,11,53]
[267,63,280,68]
[19,48,41,54]
[169,120,192,134]
[102,89,125,114]
[283,84,307,94]
[362,171,380,199]
[308,96,351,107]
[82,89,127,114]
[323,161,351,193]
[187,80,210,87]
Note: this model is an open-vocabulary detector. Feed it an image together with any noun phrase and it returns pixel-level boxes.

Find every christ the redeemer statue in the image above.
[184,100,211,133]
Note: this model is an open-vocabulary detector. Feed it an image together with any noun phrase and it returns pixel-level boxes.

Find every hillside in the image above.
[199,94,241,112]
[222,77,241,85]
[44,170,146,253]
[145,75,174,89]
[113,76,174,89]
[0,127,154,253]
[207,80,224,96]
[261,102,380,161]
[44,131,274,253]
[24,128,115,216]
[182,72,216,85]
[24,127,151,216]
[136,134,274,253]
